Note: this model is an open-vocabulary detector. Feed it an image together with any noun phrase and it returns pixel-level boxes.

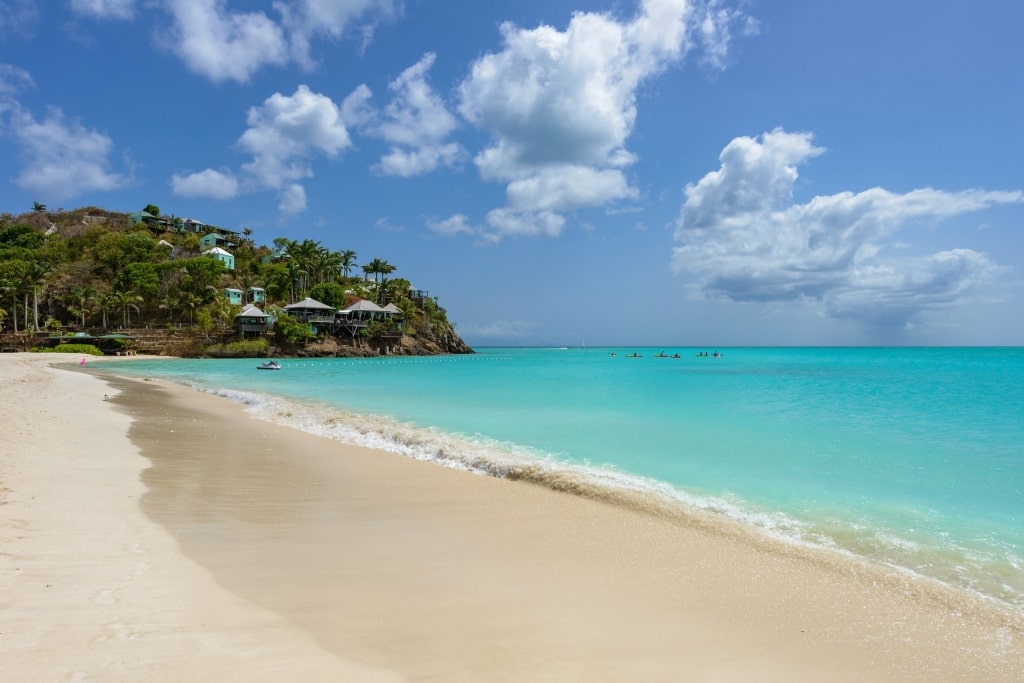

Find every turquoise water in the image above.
[101,347,1024,610]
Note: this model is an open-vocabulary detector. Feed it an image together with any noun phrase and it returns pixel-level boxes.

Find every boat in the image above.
[257,360,281,370]
[625,353,642,358]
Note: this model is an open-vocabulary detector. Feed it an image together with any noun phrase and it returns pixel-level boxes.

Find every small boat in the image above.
[257,360,281,370]
[625,353,642,358]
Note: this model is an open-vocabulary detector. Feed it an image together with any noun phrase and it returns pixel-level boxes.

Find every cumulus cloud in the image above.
[164,0,289,83]
[457,0,753,241]
[70,0,135,21]
[278,183,307,215]
[170,168,240,199]
[171,84,356,215]
[672,128,1023,328]
[162,0,396,83]
[484,208,566,241]
[371,53,466,177]
[238,84,352,184]
[426,213,476,236]
[5,105,130,202]
[694,0,761,70]
[275,0,398,67]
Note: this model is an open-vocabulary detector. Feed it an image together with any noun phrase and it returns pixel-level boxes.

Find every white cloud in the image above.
[274,0,398,67]
[170,168,240,199]
[162,0,396,83]
[0,63,33,99]
[672,129,1024,328]
[70,0,135,21]
[0,0,38,37]
[426,213,476,236]
[164,0,289,83]
[238,84,352,187]
[694,0,760,70]
[278,183,307,215]
[506,166,638,213]
[370,53,465,177]
[5,105,129,202]
[170,84,356,216]
[485,208,566,241]
[373,217,404,232]
[458,0,754,241]
[824,249,1002,327]
[340,84,375,127]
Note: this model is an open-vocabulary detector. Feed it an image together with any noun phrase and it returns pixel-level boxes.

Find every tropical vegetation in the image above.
[0,205,463,355]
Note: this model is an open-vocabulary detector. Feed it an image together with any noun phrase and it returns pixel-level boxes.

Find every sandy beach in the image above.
[2,353,1022,682]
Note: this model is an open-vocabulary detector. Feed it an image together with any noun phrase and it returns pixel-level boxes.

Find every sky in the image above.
[1,0,1022,347]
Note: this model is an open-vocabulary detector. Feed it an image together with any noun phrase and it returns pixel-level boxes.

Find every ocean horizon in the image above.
[100,346,1024,614]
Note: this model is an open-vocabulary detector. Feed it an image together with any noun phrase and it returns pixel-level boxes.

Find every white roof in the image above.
[342,300,385,312]
[235,304,269,318]
[284,297,334,310]
[203,247,233,256]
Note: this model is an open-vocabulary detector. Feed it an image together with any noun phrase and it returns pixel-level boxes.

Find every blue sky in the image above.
[1,0,1022,346]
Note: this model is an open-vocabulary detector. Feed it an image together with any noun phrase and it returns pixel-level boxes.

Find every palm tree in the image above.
[33,201,47,213]
[159,294,180,321]
[112,290,142,328]
[180,291,202,325]
[67,284,97,327]
[339,250,358,280]
[95,291,117,329]
[24,261,53,332]
[363,257,386,284]
[315,248,343,285]
[0,275,20,333]
[284,259,305,303]
[287,239,321,293]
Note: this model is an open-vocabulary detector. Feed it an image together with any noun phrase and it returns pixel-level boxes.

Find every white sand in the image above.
[2,353,1022,682]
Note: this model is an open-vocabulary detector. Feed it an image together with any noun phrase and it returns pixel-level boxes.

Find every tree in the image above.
[67,284,97,327]
[25,260,53,331]
[143,204,161,218]
[315,248,342,285]
[287,239,321,293]
[94,231,160,274]
[0,263,27,333]
[339,249,357,280]
[116,262,160,298]
[33,201,47,213]
[308,282,348,309]
[112,289,142,328]
[95,291,117,329]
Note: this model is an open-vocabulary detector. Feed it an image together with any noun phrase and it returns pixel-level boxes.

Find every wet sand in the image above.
[2,353,1022,681]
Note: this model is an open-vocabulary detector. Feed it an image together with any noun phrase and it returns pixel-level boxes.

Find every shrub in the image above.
[35,343,104,355]
[204,338,270,358]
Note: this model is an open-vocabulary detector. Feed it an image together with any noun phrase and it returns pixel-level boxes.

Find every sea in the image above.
[101,346,1024,613]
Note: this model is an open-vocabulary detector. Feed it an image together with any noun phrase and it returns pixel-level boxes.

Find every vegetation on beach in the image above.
[32,343,104,355]
[0,205,469,356]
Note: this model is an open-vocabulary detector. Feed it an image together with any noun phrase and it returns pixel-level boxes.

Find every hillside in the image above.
[0,205,473,358]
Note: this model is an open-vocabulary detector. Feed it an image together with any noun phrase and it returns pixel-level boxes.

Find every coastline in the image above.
[2,353,1022,681]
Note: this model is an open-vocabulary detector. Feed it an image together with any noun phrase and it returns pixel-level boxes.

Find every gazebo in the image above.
[283,298,336,334]
[235,304,272,336]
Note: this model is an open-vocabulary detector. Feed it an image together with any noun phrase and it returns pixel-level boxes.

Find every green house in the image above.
[222,288,243,305]
[203,246,235,271]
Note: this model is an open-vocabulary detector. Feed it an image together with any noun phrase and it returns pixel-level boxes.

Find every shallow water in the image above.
[101,346,1024,610]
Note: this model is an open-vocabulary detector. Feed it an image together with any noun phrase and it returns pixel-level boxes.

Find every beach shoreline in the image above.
[2,353,1022,682]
